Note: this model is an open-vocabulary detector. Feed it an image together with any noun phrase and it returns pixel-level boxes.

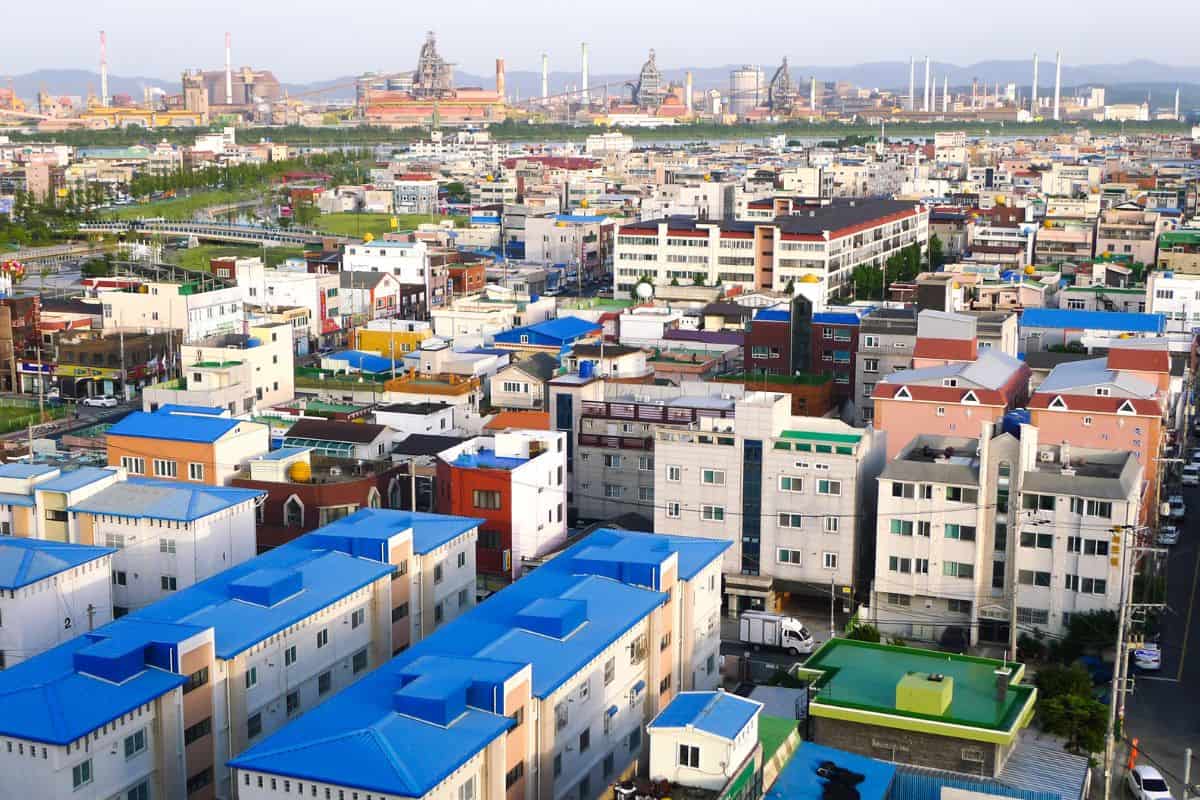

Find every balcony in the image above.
[578,432,652,450]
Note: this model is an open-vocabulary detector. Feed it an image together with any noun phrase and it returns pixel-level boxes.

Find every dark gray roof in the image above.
[1022,449,1139,500]
[375,402,452,416]
[881,435,981,485]
[1023,351,1093,371]
[508,352,560,382]
[340,271,390,290]
[285,419,387,444]
[393,434,469,456]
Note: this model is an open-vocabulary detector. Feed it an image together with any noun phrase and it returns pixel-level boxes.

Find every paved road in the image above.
[1122,481,1200,796]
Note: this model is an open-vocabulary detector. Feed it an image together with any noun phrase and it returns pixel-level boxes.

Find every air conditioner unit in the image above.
[1039,451,1054,462]
[328,466,342,477]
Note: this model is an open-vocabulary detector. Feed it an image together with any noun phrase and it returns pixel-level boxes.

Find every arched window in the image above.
[284,496,304,528]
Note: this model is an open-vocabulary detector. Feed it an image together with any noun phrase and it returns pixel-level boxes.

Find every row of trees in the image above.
[850,235,945,300]
[124,149,367,199]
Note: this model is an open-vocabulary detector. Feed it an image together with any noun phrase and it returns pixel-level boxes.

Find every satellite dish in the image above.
[635,282,654,300]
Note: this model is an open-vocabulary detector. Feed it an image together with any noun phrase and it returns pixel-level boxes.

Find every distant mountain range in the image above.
[10,59,1200,107]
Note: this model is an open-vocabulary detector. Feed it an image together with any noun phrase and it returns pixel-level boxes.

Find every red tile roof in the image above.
[1028,393,1162,415]
[484,411,551,431]
[1106,347,1169,374]
[913,337,978,361]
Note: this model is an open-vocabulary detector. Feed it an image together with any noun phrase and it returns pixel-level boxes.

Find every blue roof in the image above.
[1019,308,1165,334]
[0,491,34,507]
[306,508,484,555]
[648,691,761,739]
[814,308,873,326]
[767,742,896,800]
[229,529,730,797]
[493,316,601,348]
[35,467,117,493]
[755,308,791,322]
[260,446,310,461]
[107,409,244,443]
[0,539,114,590]
[554,214,607,223]
[154,404,227,417]
[69,478,264,523]
[450,447,527,470]
[0,463,57,479]
[326,350,399,374]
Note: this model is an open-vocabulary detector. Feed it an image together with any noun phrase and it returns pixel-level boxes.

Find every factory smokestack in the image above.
[923,56,931,112]
[1053,51,1061,121]
[1031,53,1039,115]
[943,75,948,113]
[224,32,234,105]
[810,76,817,113]
[541,53,548,102]
[908,57,915,112]
[1176,87,1181,120]
[99,30,109,107]
[495,58,506,101]
[581,42,589,105]
[685,71,693,114]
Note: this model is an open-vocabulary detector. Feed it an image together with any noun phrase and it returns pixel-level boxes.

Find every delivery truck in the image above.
[738,610,816,655]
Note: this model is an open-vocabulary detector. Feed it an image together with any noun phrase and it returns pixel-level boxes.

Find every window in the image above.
[472,490,501,510]
[183,667,209,694]
[120,456,145,474]
[284,497,304,527]
[245,667,258,689]
[1085,500,1113,518]
[184,717,212,746]
[1021,531,1054,549]
[778,513,803,528]
[187,768,213,795]
[638,455,654,471]
[915,558,929,574]
[1019,570,1052,587]
[701,469,725,486]
[701,505,725,522]
[353,648,368,673]
[666,502,681,518]
[824,516,839,533]
[917,521,931,537]
[604,657,616,685]
[918,484,933,499]
[945,524,976,541]
[890,519,913,536]
[603,484,624,499]
[506,763,525,790]
[72,759,93,789]
[603,453,622,468]
[666,465,682,482]
[159,538,176,554]
[1023,494,1055,511]
[123,729,147,759]
[152,459,178,478]
[778,548,802,565]
[287,691,300,716]
[1017,607,1049,626]
[823,551,839,570]
[579,728,591,752]
[188,462,205,481]
[888,556,912,574]
[679,744,700,768]
[864,335,880,348]
[319,671,333,695]
[459,588,469,607]
[887,593,911,606]
[817,479,841,496]
[284,645,297,666]
[553,753,563,778]
[317,628,328,648]
[161,575,177,592]
[948,599,972,614]
[946,487,979,504]
[779,475,803,492]
[943,562,974,579]
[892,482,915,499]
[638,487,653,502]
[863,357,879,372]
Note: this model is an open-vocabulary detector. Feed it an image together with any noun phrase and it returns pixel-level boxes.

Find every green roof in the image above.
[1160,230,1200,247]
[797,638,1035,736]
[780,429,862,444]
[757,715,797,762]
[1062,285,1145,295]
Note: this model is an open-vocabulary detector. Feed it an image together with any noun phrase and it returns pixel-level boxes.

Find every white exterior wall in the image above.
[343,242,431,296]
[509,447,568,570]
[235,749,485,800]
[419,531,478,636]
[211,425,273,486]
[101,284,245,343]
[93,501,258,613]
[375,405,457,437]
[0,554,114,668]
[653,433,743,574]
[648,717,758,790]
[431,306,517,340]
[682,561,723,691]
[1147,271,1200,334]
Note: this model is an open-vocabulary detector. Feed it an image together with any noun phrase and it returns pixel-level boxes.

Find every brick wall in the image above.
[810,716,1011,777]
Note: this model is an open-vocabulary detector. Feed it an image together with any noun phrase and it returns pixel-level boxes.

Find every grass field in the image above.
[108,188,263,221]
[0,402,67,433]
[168,244,306,272]
[314,212,462,239]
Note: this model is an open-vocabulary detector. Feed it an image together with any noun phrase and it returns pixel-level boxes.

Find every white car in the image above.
[1167,495,1186,519]
[80,395,119,408]
[1126,765,1173,800]
[1183,465,1200,486]
[1133,644,1162,672]
[1157,526,1180,546]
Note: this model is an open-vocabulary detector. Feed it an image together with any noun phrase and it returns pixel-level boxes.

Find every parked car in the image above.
[1125,765,1173,800]
[80,395,119,408]
[1133,643,1162,672]
[1183,464,1200,486]
[1166,495,1186,519]
[1157,526,1180,546]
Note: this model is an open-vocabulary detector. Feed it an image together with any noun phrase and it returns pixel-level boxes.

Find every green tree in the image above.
[1035,664,1093,700]
[1039,693,1107,754]
[927,234,946,270]
[852,264,883,299]
[693,273,706,286]
[845,624,882,643]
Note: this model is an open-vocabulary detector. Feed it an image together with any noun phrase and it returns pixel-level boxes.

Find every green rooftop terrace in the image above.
[796,639,1035,742]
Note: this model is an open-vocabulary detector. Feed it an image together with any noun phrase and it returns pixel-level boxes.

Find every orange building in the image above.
[106,406,271,486]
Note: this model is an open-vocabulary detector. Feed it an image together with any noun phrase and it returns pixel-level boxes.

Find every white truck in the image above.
[738,611,816,655]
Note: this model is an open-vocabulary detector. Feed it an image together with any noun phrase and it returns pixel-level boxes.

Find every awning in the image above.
[632,680,646,695]
[606,705,619,718]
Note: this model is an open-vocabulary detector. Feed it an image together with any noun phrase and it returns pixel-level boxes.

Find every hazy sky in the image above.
[6,0,1198,81]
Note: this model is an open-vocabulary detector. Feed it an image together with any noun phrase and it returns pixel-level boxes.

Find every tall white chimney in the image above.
[923,56,931,112]
[1175,87,1181,120]
[224,32,234,105]
[810,76,817,112]
[685,71,693,114]
[99,30,109,107]
[908,57,915,112]
[1053,51,1061,121]
[943,75,949,113]
[581,42,589,105]
[541,53,549,102]
[1031,53,1039,115]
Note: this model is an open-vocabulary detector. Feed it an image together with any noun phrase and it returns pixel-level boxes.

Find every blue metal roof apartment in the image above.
[230,529,730,798]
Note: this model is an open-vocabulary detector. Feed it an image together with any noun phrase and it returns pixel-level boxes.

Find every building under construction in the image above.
[356,32,507,127]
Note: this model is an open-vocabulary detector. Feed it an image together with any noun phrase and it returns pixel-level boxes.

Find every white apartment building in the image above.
[614,199,927,303]
[342,240,432,295]
[1146,270,1200,334]
[872,425,1140,646]
[100,281,246,343]
[584,132,634,156]
[470,175,519,206]
[0,538,114,669]
[235,261,340,342]
[227,529,729,800]
[653,392,885,612]
[0,509,481,800]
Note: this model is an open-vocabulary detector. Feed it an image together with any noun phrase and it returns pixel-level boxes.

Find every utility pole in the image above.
[1184,748,1192,800]
[35,342,44,423]
[829,574,836,642]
